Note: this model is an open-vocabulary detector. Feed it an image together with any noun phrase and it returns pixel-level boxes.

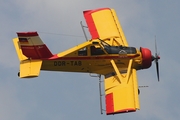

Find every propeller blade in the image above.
[155,59,160,81]
[154,36,160,82]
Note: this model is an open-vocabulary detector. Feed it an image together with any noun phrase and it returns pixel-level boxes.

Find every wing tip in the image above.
[83,7,110,14]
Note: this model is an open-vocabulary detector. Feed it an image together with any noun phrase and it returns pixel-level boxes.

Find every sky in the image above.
[0,0,180,120]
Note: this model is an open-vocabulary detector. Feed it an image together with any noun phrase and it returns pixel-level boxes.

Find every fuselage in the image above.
[39,39,154,76]
[41,48,143,75]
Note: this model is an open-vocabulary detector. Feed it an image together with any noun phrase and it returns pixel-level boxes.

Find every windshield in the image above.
[100,40,110,47]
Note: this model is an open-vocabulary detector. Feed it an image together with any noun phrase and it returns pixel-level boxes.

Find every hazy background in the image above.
[0,0,180,119]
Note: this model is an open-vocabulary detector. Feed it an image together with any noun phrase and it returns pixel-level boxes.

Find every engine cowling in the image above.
[140,47,152,69]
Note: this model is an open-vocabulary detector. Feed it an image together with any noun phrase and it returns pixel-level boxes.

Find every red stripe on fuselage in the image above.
[45,54,139,60]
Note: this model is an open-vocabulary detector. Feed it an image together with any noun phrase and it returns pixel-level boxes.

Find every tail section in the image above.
[13,37,28,61]
[19,59,42,78]
[13,32,53,78]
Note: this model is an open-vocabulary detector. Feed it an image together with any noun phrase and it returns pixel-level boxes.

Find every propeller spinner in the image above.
[140,39,160,82]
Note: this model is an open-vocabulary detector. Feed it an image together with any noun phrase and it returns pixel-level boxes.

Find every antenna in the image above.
[80,21,88,41]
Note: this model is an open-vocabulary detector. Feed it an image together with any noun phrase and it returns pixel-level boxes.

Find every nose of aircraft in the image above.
[140,47,152,69]
[140,47,160,82]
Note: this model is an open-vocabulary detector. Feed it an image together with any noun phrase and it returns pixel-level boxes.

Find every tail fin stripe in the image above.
[17,32,38,37]
[21,44,53,59]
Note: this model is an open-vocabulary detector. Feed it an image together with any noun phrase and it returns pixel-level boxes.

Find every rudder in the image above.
[17,32,53,59]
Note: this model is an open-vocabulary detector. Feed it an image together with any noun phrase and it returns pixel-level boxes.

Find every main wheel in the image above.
[138,89,140,95]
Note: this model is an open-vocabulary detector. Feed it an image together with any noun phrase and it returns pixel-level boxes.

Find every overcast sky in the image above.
[0,0,180,120]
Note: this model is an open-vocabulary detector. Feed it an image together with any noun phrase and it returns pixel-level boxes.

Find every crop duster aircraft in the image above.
[13,8,160,115]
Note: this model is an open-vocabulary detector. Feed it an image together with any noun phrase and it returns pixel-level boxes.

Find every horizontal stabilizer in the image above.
[19,60,42,78]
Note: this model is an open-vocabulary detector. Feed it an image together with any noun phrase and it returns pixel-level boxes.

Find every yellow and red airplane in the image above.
[13,8,160,115]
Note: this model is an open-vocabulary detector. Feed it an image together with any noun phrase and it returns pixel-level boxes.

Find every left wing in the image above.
[104,59,140,115]
[83,8,128,46]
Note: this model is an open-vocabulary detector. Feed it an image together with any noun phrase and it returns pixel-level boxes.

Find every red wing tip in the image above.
[83,7,110,14]
[17,31,38,37]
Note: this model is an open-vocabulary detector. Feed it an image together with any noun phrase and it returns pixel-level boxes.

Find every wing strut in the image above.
[80,21,88,41]
[110,59,133,83]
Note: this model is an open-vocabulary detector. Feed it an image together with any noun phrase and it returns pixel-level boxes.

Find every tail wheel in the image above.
[18,72,20,77]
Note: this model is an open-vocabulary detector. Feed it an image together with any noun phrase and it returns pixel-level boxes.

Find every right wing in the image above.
[83,8,128,46]
[104,60,140,115]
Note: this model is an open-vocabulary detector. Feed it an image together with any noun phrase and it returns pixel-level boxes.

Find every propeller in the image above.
[152,37,160,81]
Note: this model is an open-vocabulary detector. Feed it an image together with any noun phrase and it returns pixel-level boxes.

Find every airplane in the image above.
[13,8,160,115]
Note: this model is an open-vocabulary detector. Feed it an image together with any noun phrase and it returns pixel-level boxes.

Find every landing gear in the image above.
[138,89,140,95]
[18,72,20,77]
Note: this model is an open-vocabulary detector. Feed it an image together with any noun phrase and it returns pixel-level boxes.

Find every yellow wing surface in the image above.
[104,59,140,115]
[83,8,128,46]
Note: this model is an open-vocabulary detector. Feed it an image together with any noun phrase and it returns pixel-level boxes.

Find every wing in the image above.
[104,60,140,115]
[83,8,128,46]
